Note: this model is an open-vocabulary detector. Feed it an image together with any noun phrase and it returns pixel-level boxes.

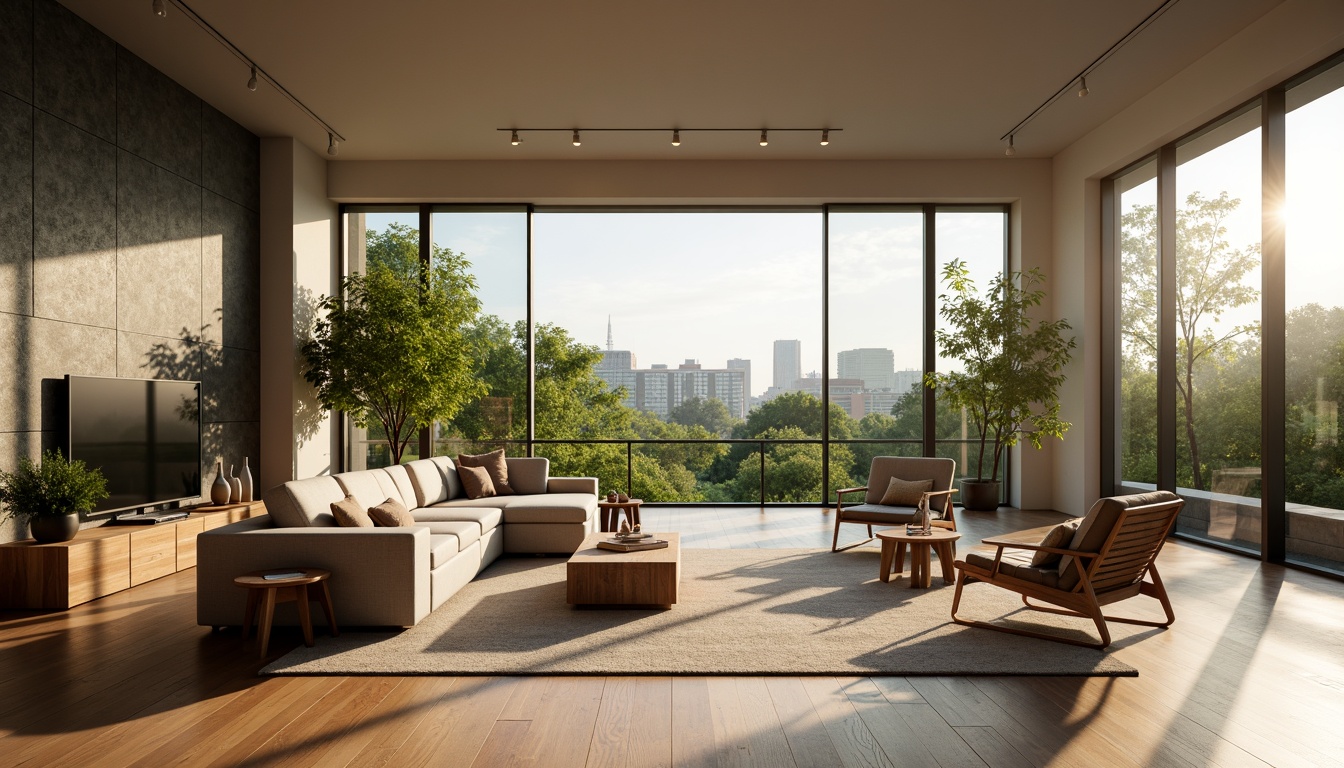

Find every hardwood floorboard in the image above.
[0,505,1341,767]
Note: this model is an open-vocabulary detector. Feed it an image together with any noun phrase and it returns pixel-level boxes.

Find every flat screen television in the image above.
[65,375,203,517]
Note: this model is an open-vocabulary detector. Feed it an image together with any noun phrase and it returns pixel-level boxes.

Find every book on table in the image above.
[596,538,669,552]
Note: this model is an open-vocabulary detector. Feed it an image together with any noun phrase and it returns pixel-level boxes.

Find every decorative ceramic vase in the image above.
[606,492,618,503]
[240,457,253,503]
[617,493,629,503]
[210,460,231,505]
[30,512,80,543]
[228,464,242,504]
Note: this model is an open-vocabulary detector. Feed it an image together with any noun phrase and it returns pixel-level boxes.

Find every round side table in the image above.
[875,529,961,588]
[234,568,338,658]
[596,499,644,532]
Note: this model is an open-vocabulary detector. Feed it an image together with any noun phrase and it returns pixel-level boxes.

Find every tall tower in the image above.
[606,315,613,351]
[773,340,802,391]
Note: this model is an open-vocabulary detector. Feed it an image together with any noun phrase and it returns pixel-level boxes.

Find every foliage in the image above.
[0,450,109,522]
[668,397,739,437]
[925,259,1075,482]
[302,225,485,465]
[710,426,855,502]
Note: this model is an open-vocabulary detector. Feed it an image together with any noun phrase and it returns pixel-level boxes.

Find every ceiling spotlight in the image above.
[820,129,830,146]
[510,130,521,145]
[1078,76,1090,98]
[327,133,338,156]
[1004,135,1016,157]
[672,129,681,147]
[247,66,257,92]
[759,129,768,147]
[572,129,581,147]
[152,0,167,17]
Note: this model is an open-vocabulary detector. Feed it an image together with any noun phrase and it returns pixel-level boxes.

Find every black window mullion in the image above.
[1262,87,1287,562]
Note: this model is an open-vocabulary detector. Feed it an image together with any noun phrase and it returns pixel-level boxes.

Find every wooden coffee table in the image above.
[875,528,961,588]
[567,531,680,608]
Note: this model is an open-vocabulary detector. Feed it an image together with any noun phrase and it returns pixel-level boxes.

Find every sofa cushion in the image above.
[263,476,343,527]
[370,497,416,527]
[331,494,374,527]
[432,495,512,511]
[428,533,461,568]
[1032,518,1082,567]
[837,503,919,525]
[416,507,502,542]
[458,449,515,495]
[457,464,497,499]
[499,493,597,524]
[415,519,483,548]
[505,457,549,496]
[405,459,450,507]
[878,477,933,507]
[380,465,419,509]
[334,470,403,510]
[429,456,465,500]
[965,549,1064,589]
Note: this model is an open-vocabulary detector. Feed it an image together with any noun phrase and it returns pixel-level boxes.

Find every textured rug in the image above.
[261,548,1138,677]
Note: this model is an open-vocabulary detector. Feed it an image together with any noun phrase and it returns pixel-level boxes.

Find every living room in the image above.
[2,0,1343,765]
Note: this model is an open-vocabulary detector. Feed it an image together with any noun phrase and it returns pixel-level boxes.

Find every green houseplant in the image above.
[925,259,1075,511]
[0,450,109,542]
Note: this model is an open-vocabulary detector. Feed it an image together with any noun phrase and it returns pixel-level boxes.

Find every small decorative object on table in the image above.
[239,457,254,503]
[228,464,242,504]
[210,460,231,505]
[617,492,629,503]
[597,536,669,552]
[606,491,619,503]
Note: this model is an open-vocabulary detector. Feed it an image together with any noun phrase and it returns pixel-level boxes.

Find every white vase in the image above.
[240,457,253,503]
[228,464,241,504]
[210,460,230,505]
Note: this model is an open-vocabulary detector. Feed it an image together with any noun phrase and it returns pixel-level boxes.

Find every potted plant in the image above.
[924,259,1075,511]
[0,450,109,543]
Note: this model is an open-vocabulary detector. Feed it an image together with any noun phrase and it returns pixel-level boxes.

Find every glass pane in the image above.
[1173,107,1263,552]
[1285,62,1344,574]
[430,209,529,455]
[934,209,1008,484]
[342,208,420,470]
[1117,160,1160,489]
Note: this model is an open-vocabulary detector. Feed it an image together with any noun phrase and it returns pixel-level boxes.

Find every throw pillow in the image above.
[457,449,514,495]
[1031,518,1082,567]
[457,464,497,500]
[368,497,416,527]
[878,477,933,507]
[331,494,374,528]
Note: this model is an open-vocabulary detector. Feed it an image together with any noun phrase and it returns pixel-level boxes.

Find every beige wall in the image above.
[1050,0,1344,514]
[260,138,339,491]
[329,157,1057,507]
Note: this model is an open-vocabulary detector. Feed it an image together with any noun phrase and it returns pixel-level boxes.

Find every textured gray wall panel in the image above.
[0,313,116,434]
[33,112,116,328]
[202,345,260,424]
[117,329,203,384]
[117,48,202,183]
[0,92,32,316]
[117,151,203,339]
[202,191,260,351]
[32,0,114,141]
[0,0,32,103]
[203,104,260,212]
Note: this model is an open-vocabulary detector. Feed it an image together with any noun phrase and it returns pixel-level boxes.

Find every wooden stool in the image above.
[234,568,338,658]
[596,499,644,532]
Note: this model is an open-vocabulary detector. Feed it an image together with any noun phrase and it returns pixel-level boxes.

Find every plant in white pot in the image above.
[0,450,109,542]
[924,259,1075,511]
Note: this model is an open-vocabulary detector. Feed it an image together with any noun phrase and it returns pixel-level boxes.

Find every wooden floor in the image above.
[2,506,1343,767]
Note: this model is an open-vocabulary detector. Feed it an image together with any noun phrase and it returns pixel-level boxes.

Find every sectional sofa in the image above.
[196,456,598,628]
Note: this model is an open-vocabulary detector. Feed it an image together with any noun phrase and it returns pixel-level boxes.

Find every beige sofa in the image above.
[196,456,597,628]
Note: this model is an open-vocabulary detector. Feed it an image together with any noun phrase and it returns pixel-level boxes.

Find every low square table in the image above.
[566,531,680,608]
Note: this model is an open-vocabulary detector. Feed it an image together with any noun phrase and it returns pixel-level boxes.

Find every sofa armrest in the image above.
[547,476,598,495]
[196,518,431,628]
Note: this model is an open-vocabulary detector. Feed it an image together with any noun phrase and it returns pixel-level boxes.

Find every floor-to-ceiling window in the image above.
[1116,160,1159,491]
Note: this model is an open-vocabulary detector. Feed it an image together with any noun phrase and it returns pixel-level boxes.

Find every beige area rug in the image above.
[261,548,1138,677]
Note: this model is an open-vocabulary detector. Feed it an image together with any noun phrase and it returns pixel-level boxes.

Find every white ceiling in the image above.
[60,0,1284,161]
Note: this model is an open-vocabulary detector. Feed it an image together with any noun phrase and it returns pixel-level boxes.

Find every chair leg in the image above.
[832,514,875,552]
[952,575,1111,650]
[831,514,842,552]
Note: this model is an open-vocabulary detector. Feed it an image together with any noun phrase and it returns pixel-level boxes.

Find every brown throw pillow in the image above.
[1031,518,1082,567]
[878,477,933,507]
[331,494,374,528]
[456,465,497,500]
[457,449,514,495]
[368,497,416,527]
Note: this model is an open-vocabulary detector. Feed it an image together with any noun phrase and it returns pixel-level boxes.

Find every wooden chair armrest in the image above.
[836,487,867,496]
[920,488,959,498]
[977,537,1099,559]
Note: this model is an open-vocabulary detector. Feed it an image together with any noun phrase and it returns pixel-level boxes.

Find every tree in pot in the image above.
[0,450,109,542]
[924,259,1075,511]
[302,224,487,466]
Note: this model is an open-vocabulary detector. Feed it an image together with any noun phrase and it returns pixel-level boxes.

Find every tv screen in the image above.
[66,375,202,516]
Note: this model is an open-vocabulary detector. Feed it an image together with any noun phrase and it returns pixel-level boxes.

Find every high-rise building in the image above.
[837,348,897,391]
[773,340,801,391]
[593,357,748,419]
[726,358,751,401]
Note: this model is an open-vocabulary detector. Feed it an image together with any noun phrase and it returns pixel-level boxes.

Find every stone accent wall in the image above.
[0,0,260,543]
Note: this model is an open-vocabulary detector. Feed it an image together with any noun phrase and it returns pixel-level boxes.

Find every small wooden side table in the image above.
[234,568,338,658]
[875,529,961,588]
[597,498,644,532]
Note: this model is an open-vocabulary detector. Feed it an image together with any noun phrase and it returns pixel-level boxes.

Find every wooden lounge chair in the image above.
[832,457,957,552]
[950,490,1183,649]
